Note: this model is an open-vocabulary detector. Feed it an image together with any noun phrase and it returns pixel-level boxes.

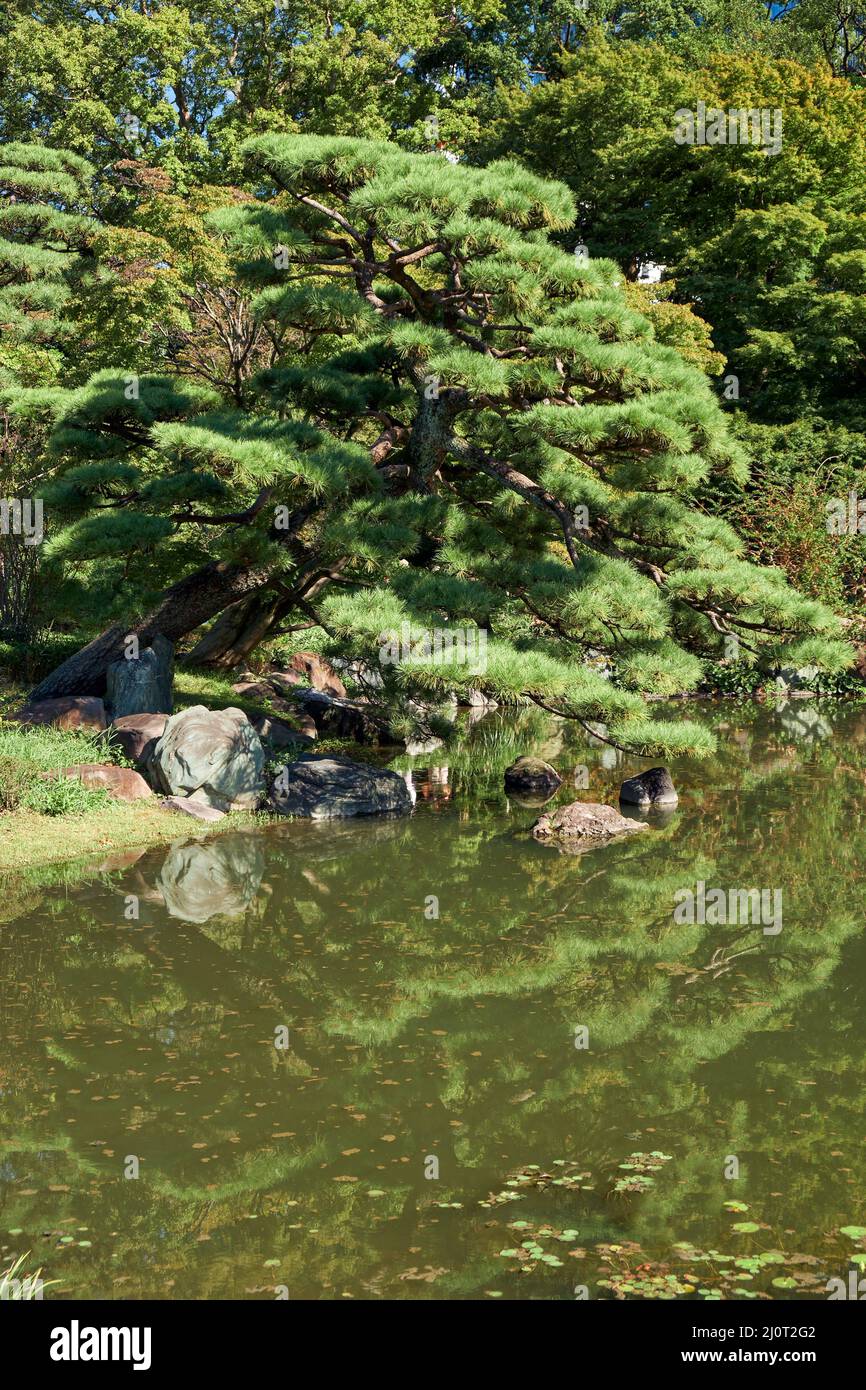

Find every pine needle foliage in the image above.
[9,137,851,750]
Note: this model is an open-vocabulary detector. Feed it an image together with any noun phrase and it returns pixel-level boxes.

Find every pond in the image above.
[2,699,866,1301]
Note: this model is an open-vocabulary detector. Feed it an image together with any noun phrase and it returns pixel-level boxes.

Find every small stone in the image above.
[271,653,347,699]
[158,796,226,823]
[230,680,276,701]
[619,766,678,807]
[251,713,315,750]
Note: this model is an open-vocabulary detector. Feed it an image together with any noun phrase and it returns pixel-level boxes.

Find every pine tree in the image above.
[14,136,850,754]
[0,142,95,349]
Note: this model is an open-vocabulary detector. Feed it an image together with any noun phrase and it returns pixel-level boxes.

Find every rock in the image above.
[619,766,678,808]
[150,705,266,810]
[109,713,168,768]
[405,736,445,756]
[230,680,277,702]
[462,688,498,708]
[271,653,347,699]
[13,696,107,732]
[504,756,562,794]
[251,713,315,750]
[158,795,227,823]
[46,763,153,801]
[105,634,173,717]
[773,664,819,694]
[295,688,398,745]
[269,755,414,819]
[157,835,264,923]
[532,800,648,850]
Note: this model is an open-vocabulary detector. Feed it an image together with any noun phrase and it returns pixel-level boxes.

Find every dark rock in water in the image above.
[269,755,413,819]
[505,756,562,794]
[106,634,174,717]
[109,713,168,770]
[532,800,648,851]
[619,766,678,808]
[13,695,107,731]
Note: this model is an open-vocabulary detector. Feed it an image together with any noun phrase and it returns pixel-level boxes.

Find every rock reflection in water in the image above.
[157,833,265,923]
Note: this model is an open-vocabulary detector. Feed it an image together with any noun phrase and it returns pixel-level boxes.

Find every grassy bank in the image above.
[0,800,266,873]
[0,717,266,873]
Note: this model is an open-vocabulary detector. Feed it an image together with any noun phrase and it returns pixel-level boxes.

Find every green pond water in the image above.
[2,700,866,1301]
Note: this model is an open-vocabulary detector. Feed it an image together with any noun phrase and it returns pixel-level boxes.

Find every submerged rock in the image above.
[504,756,562,795]
[619,766,678,808]
[269,755,413,819]
[532,800,648,850]
[150,705,266,810]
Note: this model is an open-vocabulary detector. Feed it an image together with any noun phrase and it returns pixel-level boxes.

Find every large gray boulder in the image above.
[106,634,174,717]
[269,755,413,819]
[619,766,678,808]
[150,705,266,811]
[532,800,648,853]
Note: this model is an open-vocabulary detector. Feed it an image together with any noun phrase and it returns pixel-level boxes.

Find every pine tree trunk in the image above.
[185,591,287,668]
[28,560,276,701]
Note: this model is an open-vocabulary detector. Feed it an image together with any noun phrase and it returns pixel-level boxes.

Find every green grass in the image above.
[0,800,267,873]
[0,715,269,872]
[0,721,120,814]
